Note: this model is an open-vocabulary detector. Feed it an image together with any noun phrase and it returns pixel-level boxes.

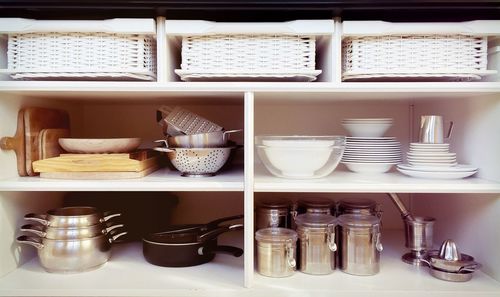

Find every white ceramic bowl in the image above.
[256,136,346,179]
[342,122,393,137]
[342,162,396,173]
[257,136,340,148]
[59,138,141,153]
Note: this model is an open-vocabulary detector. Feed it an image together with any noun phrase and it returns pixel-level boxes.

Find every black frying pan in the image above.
[143,223,243,267]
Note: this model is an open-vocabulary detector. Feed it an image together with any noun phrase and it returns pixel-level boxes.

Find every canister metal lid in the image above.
[338,214,380,228]
[295,213,336,228]
[298,198,334,208]
[257,198,290,209]
[338,198,376,210]
[255,227,298,243]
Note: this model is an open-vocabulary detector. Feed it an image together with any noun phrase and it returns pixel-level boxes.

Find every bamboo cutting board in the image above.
[32,150,160,173]
[39,165,160,180]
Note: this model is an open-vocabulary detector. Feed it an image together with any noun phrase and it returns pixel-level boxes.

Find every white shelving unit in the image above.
[0,17,500,297]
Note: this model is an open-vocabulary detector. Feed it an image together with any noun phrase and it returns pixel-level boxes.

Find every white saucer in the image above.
[397,164,478,172]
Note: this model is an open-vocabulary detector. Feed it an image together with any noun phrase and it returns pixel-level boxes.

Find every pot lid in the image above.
[338,214,380,228]
[255,227,297,243]
[338,198,376,209]
[298,198,333,208]
[258,198,290,209]
[295,213,336,228]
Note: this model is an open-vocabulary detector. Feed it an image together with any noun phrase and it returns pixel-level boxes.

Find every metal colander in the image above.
[154,145,231,177]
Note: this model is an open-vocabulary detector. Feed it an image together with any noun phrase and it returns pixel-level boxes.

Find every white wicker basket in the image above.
[343,34,491,81]
[175,34,320,81]
[7,32,156,80]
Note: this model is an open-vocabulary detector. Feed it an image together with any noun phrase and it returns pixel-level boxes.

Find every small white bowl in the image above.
[342,162,395,173]
[342,122,393,137]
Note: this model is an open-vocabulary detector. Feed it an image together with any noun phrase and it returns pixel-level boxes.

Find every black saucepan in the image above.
[143,223,243,267]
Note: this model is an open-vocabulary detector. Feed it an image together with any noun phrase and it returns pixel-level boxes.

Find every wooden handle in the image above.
[0,136,18,150]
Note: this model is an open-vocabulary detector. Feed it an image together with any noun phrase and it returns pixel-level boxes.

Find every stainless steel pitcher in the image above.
[419,115,453,143]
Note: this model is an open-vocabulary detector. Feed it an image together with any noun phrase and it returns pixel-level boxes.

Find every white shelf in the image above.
[0,231,244,297]
[0,81,499,101]
[0,166,244,192]
[252,230,500,297]
[254,166,500,193]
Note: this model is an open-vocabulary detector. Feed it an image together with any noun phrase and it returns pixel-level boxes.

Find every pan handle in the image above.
[198,223,244,242]
[20,224,47,237]
[206,214,244,229]
[154,139,173,151]
[102,211,122,222]
[24,213,50,226]
[199,245,244,257]
[17,235,44,249]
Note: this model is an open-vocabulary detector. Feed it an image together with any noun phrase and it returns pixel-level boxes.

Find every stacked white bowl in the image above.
[397,143,478,179]
[341,118,402,173]
[256,136,346,179]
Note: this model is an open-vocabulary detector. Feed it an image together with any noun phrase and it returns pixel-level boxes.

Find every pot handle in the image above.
[101,212,122,222]
[24,213,49,226]
[459,262,481,273]
[105,223,125,234]
[222,129,243,141]
[206,214,244,229]
[199,245,243,257]
[198,223,243,242]
[20,224,47,237]
[17,235,44,249]
[108,229,128,243]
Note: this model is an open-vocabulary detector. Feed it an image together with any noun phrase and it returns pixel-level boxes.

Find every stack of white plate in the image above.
[341,118,393,137]
[341,137,402,173]
[397,143,478,179]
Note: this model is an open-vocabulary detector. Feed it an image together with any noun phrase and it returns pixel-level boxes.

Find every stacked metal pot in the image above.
[255,197,383,277]
[154,105,242,177]
[17,206,126,273]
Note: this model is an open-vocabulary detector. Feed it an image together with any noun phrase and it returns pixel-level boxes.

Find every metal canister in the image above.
[337,214,383,276]
[291,198,334,229]
[256,199,291,230]
[336,198,380,217]
[295,213,336,275]
[255,228,298,278]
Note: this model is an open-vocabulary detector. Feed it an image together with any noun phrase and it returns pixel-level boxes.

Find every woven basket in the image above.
[7,32,156,80]
[175,34,321,81]
[343,35,490,81]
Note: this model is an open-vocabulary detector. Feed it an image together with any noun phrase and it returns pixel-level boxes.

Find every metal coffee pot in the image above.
[419,115,453,144]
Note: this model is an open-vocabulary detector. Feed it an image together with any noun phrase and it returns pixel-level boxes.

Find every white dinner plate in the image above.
[407,152,456,157]
[347,137,397,141]
[397,164,478,172]
[407,156,457,161]
[397,168,477,179]
[408,162,458,167]
[410,143,450,148]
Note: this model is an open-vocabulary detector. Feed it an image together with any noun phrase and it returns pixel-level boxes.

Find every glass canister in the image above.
[336,198,381,217]
[337,214,383,276]
[256,199,291,230]
[255,228,298,278]
[295,213,337,275]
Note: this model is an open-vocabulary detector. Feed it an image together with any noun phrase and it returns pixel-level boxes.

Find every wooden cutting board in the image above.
[24,108,70,176]
[39,165,160,180]
[38,128,70,160]
[0,109,27,176]
[32,150,160,173]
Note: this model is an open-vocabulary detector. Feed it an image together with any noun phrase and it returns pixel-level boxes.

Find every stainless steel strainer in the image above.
[154,141,232,177]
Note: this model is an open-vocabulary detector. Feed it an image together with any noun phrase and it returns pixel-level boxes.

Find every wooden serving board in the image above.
[38,128,70,160]
[24,108,70,176]
[40,165,160,180]
[0,109,26,176]
[32,150,160,173]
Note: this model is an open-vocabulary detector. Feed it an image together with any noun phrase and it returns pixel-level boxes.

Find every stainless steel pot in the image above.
[295,213,336,275]
[255,228,298,278]
[338,214,383,276]
[20,222,124,240]
[24,206,121,228]
[17,231,127,273]
[256,199,291,230]
[167,130,242,148]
